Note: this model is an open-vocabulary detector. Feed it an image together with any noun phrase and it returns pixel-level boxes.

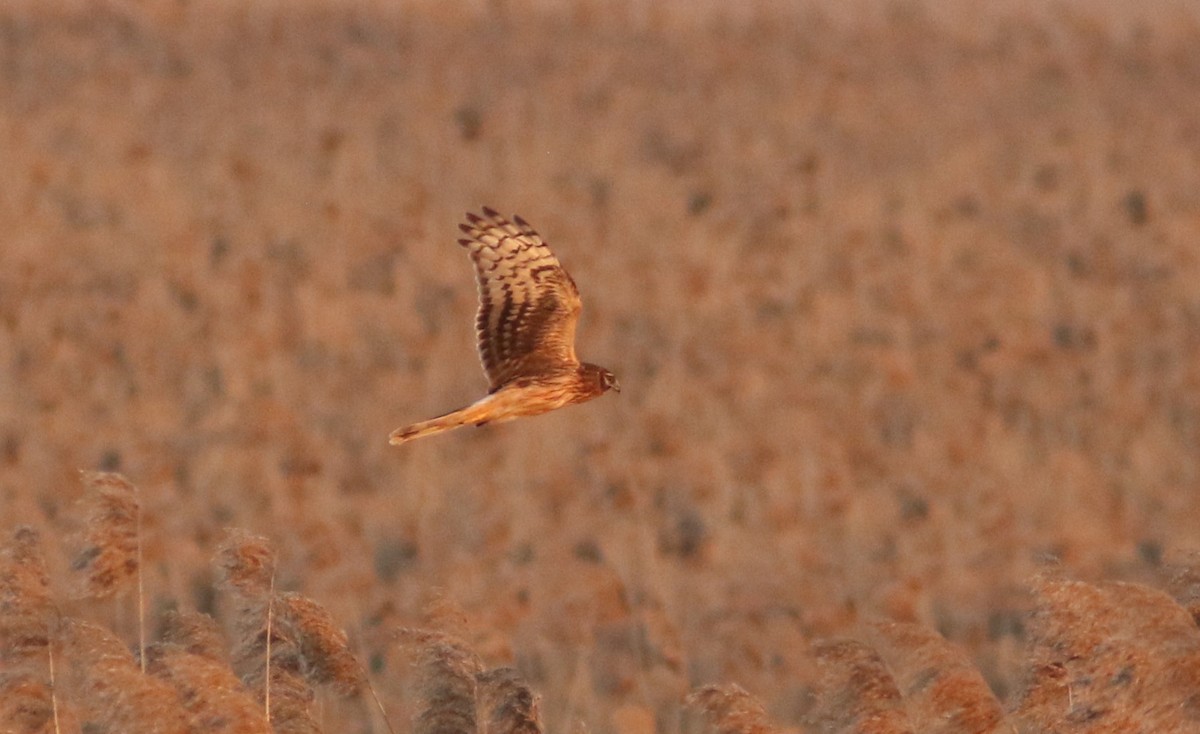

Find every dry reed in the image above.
[1013,576,1200,731]
[3,2,1200,730]
[1165,550,1200,626]
[216,529,373,732]
[0,675,58,734]
[477,667,543,734]
[253,667,322,734]
[810,639,913,734]
[0,526,63,734]
[62,616,189,733]
[71,471,146,672]
[400,628,484,734]
[71,471,141,599]
[146,639,272,734]
[275,591,366,695]
[867,621,1005,734]
[216,529,277,599]
[160,609,231,663]
[685,683,778,734]
[229,595,324,733]
[1,526,56,669]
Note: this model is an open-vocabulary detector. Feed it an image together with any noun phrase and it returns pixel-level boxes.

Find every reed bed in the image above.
[3,1,1200,732]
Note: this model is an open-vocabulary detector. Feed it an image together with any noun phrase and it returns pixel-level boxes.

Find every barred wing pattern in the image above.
[388,207,617,447]
[459,207,582,392]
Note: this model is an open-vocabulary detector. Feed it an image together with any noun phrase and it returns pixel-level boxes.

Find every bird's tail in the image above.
[388,401,492,446]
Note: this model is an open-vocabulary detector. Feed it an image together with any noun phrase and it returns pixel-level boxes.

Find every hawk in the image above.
[389,207,619,446]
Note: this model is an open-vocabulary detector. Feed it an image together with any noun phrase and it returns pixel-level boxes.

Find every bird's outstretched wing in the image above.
[458,207,583,392]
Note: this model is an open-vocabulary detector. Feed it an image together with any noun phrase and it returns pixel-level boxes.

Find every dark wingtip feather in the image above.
[457,238,472,247]
[459,223,474,234]
[481,205,500,218]
[512,214,530,227]
[465,212,483,224]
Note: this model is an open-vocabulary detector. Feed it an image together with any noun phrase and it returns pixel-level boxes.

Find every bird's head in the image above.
[582,363,620,395]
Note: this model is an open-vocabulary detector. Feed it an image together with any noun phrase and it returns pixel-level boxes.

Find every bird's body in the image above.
[389,208,618,446]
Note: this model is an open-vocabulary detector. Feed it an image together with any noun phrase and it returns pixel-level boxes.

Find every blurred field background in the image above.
[2,0,1200,731]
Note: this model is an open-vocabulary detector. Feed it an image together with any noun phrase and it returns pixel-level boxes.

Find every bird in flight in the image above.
[389,207,619,446]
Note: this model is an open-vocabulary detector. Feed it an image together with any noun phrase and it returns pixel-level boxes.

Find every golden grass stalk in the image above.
[62,616,189,733]
[810,639,912,734]
[685,683,778,734]
[71,471,145,671]
[400,628,483,734]
[868,620,1004,734]
[477,667,542,734]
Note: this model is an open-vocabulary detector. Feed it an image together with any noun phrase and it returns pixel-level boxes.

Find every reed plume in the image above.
[62,616,189,733]
[146,637,272,734]
[276,591,366,696]
[868,620,1004,734]
[477,667,543,734]
[685,684,778,734]
[72,471,142,599]
[160,608,231,663]
[216,529,277,599]
[72,470,147,671]
[0,526,64,734]
[811,639,912,734]
[400,628,483,734]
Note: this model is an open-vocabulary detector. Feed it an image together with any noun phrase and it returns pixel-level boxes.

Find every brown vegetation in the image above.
[2,1,1200,732]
